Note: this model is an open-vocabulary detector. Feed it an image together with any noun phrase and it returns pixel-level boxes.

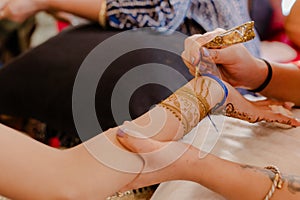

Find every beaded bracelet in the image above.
[248,59,273,93]
[264,165,283,200]
[98,0,107,28]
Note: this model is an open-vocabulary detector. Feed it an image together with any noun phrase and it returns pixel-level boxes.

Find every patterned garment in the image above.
[106,0,260,56]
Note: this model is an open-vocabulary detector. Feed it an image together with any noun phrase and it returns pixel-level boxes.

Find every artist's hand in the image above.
[225,82,300,127]
[0,0,48,22]
[182,29,268,90]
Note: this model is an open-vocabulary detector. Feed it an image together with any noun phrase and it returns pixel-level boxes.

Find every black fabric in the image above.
[249,0,274,40]
[0,23,193,141]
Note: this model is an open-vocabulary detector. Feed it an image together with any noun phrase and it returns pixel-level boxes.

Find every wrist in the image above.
[248,59,272,93]
[249,58,269,91]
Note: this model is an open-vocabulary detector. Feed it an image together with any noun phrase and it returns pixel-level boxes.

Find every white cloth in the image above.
[151,109,300,199]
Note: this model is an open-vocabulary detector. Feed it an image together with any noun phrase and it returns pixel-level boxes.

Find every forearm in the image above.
[0,124,70,199]
[129,77,225,141]
[180,146,300,200]
[253,59,300,106]
[44,0,103,21]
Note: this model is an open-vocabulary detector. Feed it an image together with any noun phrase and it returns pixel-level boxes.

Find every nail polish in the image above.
[117,129,126,137]
[202,47,210,57]
[191,57,195,64]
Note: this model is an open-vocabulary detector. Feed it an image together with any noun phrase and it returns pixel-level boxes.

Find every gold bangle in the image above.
[264,165,283,200]
[98,0,107,28]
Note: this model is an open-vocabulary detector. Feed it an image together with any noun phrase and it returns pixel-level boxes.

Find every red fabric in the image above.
[48,137,61,148]
[57,21,69,32]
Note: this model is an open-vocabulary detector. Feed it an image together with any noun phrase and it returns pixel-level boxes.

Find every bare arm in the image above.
[118,132,300,200]
[44,0,102,21]
[0,75,298,199]
[0,0,103,22]
[253,59,300,106]
[186,152,300,200]
[0,77,224,199]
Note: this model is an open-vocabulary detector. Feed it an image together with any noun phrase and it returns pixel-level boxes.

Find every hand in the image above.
[181,29,267,90]
[116,128,190,190]
[225,82,300,127]
[0,0,48,22]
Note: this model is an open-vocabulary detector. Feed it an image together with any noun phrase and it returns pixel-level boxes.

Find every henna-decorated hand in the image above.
[224,83,300,127]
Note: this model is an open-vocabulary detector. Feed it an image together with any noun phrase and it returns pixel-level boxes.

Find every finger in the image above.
[189,68,195,76]
[117,128,163,154]
[183,29,226,65]
[263,112,300,127]
[204,44,245,65]
[182,53,195,72]
[184,29,225,65]
[183,34,202,65]
[181,50,199,78]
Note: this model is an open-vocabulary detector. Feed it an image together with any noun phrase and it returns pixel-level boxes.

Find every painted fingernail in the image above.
[202,47,210,57]
[117,129,126,137]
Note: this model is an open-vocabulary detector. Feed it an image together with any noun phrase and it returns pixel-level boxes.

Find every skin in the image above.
[182,29,300,106]
[1,4,300,198]
[0,0,103,22]
[117,131,300,200]
[0,76,298,199]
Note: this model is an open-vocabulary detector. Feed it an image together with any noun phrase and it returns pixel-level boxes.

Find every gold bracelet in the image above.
[98,0,107,28]
[264,165,283,200]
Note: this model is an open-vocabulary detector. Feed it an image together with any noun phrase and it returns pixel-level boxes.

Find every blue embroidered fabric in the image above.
[106,0,260,57]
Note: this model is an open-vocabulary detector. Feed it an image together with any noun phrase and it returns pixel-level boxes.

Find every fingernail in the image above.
[117,129,126,137]
[191,57,195,64]
[202,47,210,57]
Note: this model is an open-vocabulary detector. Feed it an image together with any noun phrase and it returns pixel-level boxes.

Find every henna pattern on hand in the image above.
[225,103,293,126]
